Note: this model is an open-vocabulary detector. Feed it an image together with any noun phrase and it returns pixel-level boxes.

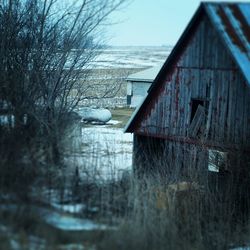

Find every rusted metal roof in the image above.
[125,2,250,133]
[204,2,250,84]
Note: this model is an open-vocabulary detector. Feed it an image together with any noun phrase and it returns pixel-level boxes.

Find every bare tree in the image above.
[0,0,127,165]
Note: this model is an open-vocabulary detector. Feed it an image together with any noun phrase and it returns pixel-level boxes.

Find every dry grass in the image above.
[110,107,135,128]
[97,175,250,250]
[1,108,249,250]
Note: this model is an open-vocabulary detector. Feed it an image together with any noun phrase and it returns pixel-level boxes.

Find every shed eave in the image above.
[126,78,154,83]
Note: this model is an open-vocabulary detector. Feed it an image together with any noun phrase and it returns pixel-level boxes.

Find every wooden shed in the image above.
[126,65,163,107]
[125,2,250,182]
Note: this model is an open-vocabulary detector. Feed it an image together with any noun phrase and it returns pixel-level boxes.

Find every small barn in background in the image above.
[126,65,162,107]
[125,2,250,183]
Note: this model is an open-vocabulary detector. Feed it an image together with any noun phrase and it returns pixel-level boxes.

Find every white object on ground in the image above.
[77,107,112,124]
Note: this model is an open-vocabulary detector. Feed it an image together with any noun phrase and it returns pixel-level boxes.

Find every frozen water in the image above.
[65,125,133,181]
[81,126,132,180]
[41,209,109,231]
[230,247,250,250]
[59,244,85,250]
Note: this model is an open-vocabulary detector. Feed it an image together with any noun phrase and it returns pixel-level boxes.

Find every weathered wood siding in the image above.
[133,134,208,180]
[134,15,250,148]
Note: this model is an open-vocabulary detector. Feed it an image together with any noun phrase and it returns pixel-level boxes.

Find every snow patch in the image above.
[230,247,250,250]
[42,210,109,231]
[59,244,85,250]
[51,203,86,214]
[65,125,133,181]
[106,119,121,125]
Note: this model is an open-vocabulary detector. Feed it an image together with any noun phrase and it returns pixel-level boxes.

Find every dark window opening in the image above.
[190,99,204,122]
[127,95,131,105]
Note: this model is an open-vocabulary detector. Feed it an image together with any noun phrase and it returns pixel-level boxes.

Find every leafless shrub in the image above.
[0,0,128,197]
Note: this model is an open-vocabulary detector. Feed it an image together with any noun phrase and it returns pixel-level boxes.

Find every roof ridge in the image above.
[201,1,250,4]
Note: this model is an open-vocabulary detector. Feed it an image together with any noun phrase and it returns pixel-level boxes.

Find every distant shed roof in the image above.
[126,64,163,82]
[125,2,250,133]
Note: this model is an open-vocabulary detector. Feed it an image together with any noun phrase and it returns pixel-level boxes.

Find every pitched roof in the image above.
[126,64,163,82]
[125,2,250,133]
[204,2,250,84]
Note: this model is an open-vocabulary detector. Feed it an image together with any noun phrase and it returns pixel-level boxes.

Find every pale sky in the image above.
[107,0,249,46]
